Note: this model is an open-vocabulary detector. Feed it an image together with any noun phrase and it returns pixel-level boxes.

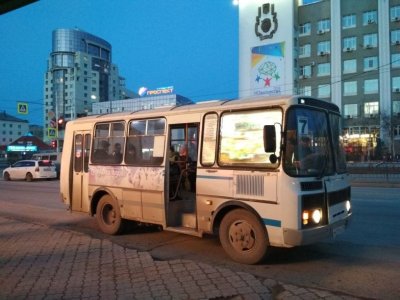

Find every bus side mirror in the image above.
[263,125,276,152]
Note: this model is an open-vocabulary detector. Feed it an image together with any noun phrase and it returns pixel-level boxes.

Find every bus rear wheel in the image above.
[96,194,124,235]
[219,209,269,264]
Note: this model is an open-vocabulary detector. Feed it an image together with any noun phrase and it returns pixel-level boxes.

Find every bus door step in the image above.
[165,225,202,237]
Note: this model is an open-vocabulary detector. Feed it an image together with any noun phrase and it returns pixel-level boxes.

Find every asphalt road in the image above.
[0,179,399,299]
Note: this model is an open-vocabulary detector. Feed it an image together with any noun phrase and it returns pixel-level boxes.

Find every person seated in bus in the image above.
[112,142,123,164]
[125,143,138,164]
[93,140,110,161]
[169,145,179,162]
[294,136,323,171]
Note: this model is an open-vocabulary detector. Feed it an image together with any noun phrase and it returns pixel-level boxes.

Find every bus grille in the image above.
[236,175,264,197]
[300,181,323,191]
[328,187,351,206]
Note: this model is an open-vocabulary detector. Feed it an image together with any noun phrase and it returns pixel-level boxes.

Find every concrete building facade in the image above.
[91,93,193,115]
[239,0,400,160]
[0,111,29,146]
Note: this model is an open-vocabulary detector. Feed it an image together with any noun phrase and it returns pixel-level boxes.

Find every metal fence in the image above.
[347,162,400,182]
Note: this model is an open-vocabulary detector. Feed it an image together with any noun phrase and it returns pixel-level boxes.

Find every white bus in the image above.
[60,95,352,264]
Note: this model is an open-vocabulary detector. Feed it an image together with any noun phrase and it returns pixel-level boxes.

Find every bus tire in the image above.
[96,194,124,235]
[219,208,268,264]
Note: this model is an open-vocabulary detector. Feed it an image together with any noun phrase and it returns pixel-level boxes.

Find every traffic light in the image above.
[57,116,65,130]
[51,140,57,148]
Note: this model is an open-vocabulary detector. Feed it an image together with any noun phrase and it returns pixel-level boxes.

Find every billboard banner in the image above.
[239,0,294,98]
[251,42,285,96]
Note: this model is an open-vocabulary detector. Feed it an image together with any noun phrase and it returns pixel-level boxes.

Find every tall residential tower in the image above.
[43,28,134,142]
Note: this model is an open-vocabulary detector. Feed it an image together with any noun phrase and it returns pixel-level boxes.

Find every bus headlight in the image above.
[345,200,351,213]
[312,209,322,224]
[302,209,322,225]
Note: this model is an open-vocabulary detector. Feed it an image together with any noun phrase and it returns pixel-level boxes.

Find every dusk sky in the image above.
[0,0,239,126]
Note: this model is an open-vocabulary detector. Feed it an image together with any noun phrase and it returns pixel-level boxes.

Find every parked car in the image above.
[2,160,57,181]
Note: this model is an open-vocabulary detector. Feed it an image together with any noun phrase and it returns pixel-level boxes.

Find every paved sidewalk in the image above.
[0,217,360,300]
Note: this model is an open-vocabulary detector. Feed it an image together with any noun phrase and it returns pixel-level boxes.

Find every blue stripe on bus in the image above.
[197,175,233,180]
[263,218,281,227]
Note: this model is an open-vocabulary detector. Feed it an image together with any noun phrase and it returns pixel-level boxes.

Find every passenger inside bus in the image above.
[93,140,110,161]
[112,143,123,164]
[169,146,181,199]
[125,143,138,164]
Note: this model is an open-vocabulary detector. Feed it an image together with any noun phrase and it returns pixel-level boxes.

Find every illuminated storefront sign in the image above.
[7,145,38,152]
[140,86,174,97]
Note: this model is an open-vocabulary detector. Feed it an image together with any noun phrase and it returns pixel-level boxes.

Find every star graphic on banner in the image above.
[274,73,280,81]
[264,77,272,87]
[255,75,262,83]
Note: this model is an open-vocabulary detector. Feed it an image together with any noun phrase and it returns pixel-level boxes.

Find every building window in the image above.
[299,22,311,36]
[299,44,311,58]
[317,41,330,55]
[344,104,358,118]
[364,56,378,71]
[344,81,357,96]
[390,5,400,22]
[317,19,330,33]
[392,54,400,68]
[317,63,330,77]
[343,37,357,52]
[299,86,312,96]
[364,102,379,116]
[364,79,378,94]
[318,84,330,98]
[392,77,400,92]
[342,14,356,29]
[391,30,400,45]
[363,33,378,48]
[300,65,312,78]
[343,59,357,74]
[393,101,400,115]
[363,10,377,25]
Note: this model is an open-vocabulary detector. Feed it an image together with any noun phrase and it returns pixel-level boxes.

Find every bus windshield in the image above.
[284,107,334,177]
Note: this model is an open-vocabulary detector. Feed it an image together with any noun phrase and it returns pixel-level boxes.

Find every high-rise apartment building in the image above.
[239,0,400,160]
[43,28,134,142]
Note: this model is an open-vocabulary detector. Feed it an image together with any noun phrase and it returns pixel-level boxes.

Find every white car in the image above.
[2,160,57,181]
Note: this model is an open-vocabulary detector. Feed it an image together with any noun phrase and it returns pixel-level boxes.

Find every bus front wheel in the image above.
[219,209,269,264]
[96,194,124,235]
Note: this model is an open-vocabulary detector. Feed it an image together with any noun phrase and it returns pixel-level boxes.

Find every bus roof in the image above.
[68,95,339,125]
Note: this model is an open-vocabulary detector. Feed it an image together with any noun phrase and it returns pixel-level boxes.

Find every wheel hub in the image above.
[228,220,256,252]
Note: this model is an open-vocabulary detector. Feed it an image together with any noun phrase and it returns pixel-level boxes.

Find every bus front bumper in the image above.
[283,216,352,246]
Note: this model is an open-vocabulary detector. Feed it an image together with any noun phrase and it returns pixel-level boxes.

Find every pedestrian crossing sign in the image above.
[48,128,57,138]
[17,102,29,115]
